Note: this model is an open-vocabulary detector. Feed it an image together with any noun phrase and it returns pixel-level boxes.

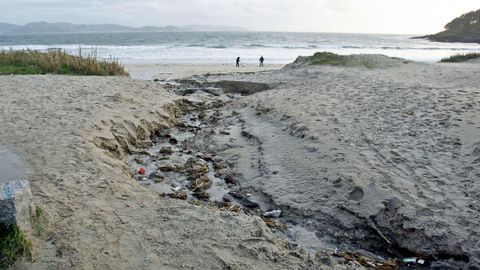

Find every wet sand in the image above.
[0,75,353,269]
[196,57,480,268]
[0,144,30,183]
[2,56,480,269]
[126,56,480,268]
[126,63,284,80]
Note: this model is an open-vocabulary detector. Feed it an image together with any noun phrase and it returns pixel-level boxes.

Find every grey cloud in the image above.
[1,0,479,33]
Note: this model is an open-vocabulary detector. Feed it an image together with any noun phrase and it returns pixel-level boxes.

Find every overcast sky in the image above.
[2,0,479,34]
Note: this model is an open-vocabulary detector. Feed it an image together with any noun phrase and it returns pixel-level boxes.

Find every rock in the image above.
[228,191,244,200]
[213,160,228,170]
[215,168,237,184]
[134,157,145,164]
[184,158,209,179]
[202,87,224,96]
[175,88,200,96]
[0,180,32,230]
[240,199,259,209]
[165,192,187,200]
[159,146,173,155]
[228,191,259,209]
[157,160,178,172]
[193,191,210,200]
[159,166,175,172]
[192,175,212,190]
[222,194,233,202]
[148,173,165,183]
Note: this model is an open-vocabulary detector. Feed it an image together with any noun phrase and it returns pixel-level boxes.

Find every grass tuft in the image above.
[440,52,480,62]
[295,52,378,68]
[0,226,32,268]
[0,48,129,76]
[31,206,47,236]
[308,52,349,66]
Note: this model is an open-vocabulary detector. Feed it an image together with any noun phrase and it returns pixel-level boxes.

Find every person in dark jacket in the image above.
[259,55,264,67]
[236,57,241,67]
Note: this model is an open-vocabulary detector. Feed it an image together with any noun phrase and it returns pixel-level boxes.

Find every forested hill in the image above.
[419,9,480,43]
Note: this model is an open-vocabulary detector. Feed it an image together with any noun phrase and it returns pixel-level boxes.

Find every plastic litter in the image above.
[137,167,146,175]
[402,257,430,267]
[263,209,282,218]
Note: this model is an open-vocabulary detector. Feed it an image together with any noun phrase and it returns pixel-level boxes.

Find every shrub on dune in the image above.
[0,48,129,76]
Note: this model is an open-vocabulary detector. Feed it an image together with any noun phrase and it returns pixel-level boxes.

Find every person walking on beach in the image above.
[236,56,241,67]
[259,55,264,67]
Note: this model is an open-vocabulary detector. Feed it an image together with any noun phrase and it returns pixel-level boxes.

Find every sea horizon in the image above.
[1,31,479,64]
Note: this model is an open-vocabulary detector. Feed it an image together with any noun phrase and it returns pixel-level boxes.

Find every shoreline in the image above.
[125,63,285,80]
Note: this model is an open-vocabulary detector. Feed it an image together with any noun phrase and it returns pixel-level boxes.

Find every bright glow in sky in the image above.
[1,0,479,34]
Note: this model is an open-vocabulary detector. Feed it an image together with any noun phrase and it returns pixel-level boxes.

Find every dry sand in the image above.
[126,63,284,80]
[0,74,356,269]
[199,57,480,268]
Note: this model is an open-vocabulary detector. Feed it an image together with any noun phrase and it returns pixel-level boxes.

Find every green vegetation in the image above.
[0,48,129,76]
[31,206,47,236]
[0,226,32,268]
[422,9,480,43]
[440,52,480,62]
[307,52,349,66]
[297,52,379,68]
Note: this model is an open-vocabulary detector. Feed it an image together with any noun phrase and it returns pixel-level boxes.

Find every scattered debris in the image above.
[137,167,146,175]
[113,210,126,224]
[263,209,282,218]
[263,218,286,229]
[332,252,400,270]
[217,202,244,213]
[401,257,430,268]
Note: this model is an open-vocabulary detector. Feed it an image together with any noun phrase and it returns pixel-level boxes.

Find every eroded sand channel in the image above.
[128,58,480,269]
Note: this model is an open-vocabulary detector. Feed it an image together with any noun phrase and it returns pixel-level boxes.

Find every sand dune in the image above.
[201,57,480,268]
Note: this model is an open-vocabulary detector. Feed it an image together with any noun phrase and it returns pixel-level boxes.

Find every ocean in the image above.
[1,31,479,64]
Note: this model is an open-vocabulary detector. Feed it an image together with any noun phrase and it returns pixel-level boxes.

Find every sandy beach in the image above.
[126,63,284,81]
[0,73,356,269]
[1,56,479,269]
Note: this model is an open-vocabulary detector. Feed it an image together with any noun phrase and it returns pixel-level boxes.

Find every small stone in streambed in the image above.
[213,160,228,170]
[228,191,259,208]
[228,191,244,200]
[193,175,212,190]
[165,192,187,200]
[240,199,259,209]
[222,194,233,202]
[184,158,209,178]
[169,137,178,145]
[148,173,165,183]
[158,165,176,172]
[196,152,213,162]
[134,157,145,164]
[159,146,173,155]
[156,160,180,172]
[193,190,210,200]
